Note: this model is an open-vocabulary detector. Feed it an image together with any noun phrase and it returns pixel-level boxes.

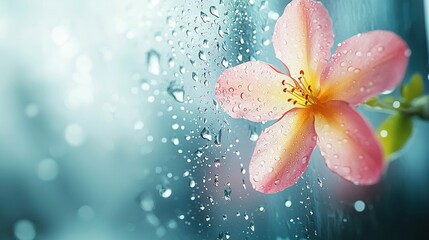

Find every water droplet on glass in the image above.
[214,159,221,167]
[393,101,400,109]
[36,158,59,181]
[214,129,222,146]
[147,50,161,75]
[221,58,229,68]
[380,130,388,138]
[224,186,232,200]
[140,193,155,211]
[198,51,207,61]
[214,174,219,186]
[171,137,179,146]
[317,177,323,187]
[249,127,259,141]
[166,16,176,28]
[159,187,172,198]
[200,11,210,23]
[195,149,203,157]
[167,81,185,103]
[354,200,365,212]
[14,220,36,240]
[405,49,412,56]
[249,221,255,232]
[262,39,270,46]
[189,179,196,188]
[140,79,150,91]
[240,164,246,174]
[200,127,212,141]
[209,6,219,18]
[64,123,86,146]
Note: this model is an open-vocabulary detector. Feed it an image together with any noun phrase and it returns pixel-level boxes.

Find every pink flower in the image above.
[215,0,409,193]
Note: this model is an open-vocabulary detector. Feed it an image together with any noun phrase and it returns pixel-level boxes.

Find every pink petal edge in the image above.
[215,61,296,122]
[249,108,317,193]
[314,100,384,185]
[319,30,409,105]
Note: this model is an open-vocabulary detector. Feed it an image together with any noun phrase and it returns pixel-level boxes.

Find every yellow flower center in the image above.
[282,70,317,107]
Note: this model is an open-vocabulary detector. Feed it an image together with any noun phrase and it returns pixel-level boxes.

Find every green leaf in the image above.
[378,114,413,161]
[401,73,424,102]
[364,97,379,107]
[382,96,396,105]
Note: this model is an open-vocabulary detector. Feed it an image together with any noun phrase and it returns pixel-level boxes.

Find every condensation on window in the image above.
[0,0,428,239]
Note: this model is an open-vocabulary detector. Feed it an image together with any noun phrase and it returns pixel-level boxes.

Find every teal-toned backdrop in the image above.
[0,0,428,239]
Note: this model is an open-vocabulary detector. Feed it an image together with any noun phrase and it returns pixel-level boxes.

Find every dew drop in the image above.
[343,166,351,174]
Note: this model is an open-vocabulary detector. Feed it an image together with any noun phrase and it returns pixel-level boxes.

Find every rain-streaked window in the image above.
[1,0,429,239]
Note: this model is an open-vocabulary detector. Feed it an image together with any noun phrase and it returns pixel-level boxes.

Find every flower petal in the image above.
[215,61,296,122]
[249,108,317,193]
[319,31,409,105]
[314,100,384,185]
[273,0,333,88]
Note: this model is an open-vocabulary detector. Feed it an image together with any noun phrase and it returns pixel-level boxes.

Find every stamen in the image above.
[281,70,317,106]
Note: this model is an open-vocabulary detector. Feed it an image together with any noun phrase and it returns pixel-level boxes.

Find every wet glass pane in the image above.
[1,0,428,239]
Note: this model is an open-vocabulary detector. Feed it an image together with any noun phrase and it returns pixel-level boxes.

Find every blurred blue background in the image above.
[0,0,428,239]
